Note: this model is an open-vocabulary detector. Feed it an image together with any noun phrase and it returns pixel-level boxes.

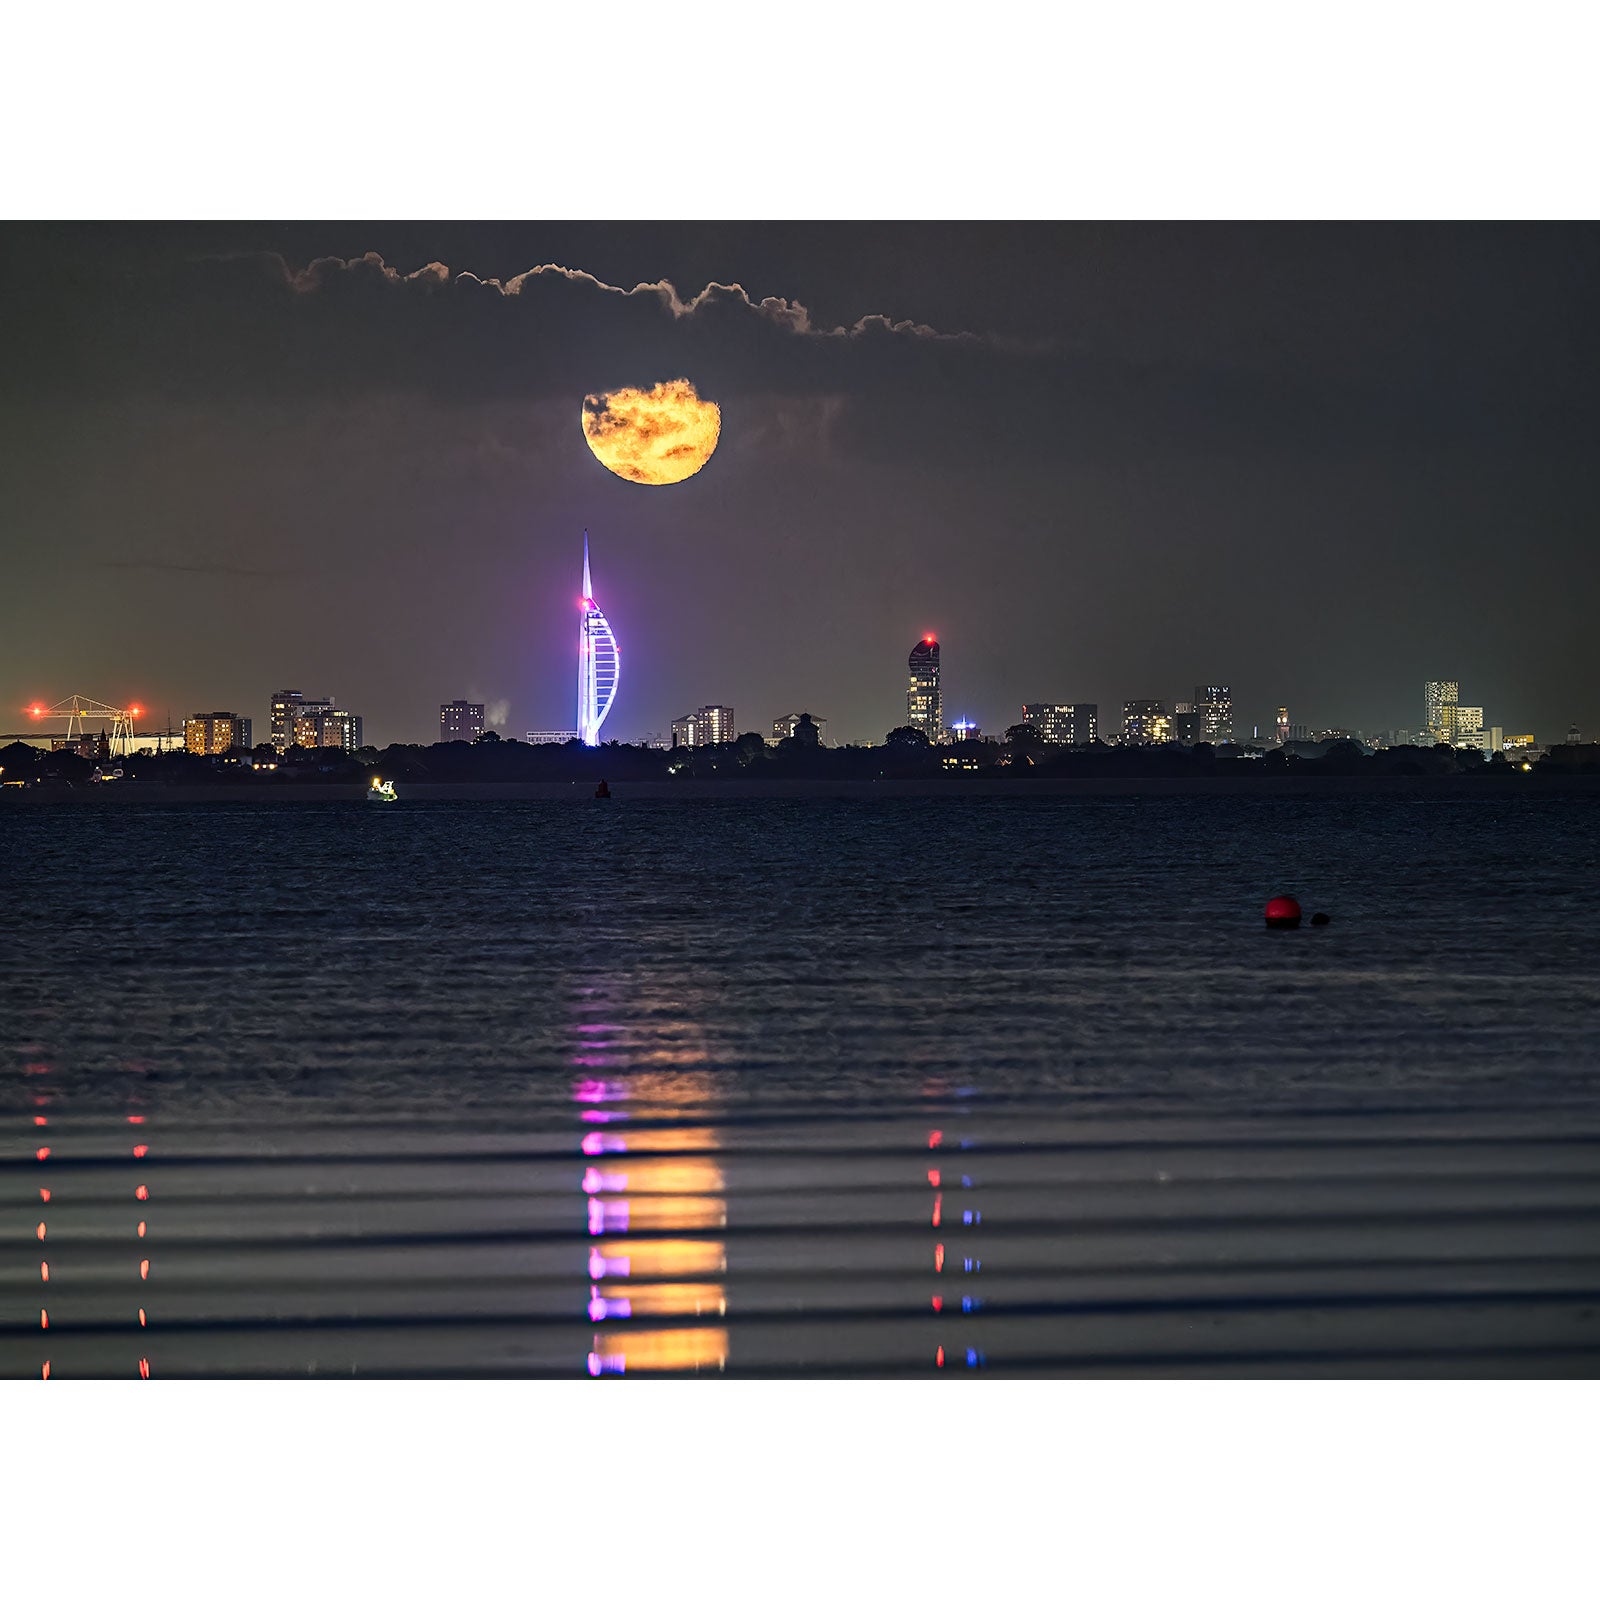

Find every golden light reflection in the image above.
[579,1069,729,1375]
[581,379,721,486]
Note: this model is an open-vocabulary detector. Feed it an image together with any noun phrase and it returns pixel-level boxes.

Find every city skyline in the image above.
[3,224,1596,747]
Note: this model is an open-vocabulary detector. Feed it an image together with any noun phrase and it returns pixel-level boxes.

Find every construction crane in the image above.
[22,695,147,758]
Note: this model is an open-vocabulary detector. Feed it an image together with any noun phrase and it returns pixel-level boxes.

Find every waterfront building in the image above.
[270,691,359,754]
[1121,700,1172,745]
[1021,703,1097,744]
[1504,734,1537,752]
[184,712,252,755]
[1425,680,1459,743]
[907,636,942,744]
[1275,707,1290,744]
[1452,706,1485,750]
[672,706,735,748]
[950,719,982,741]
[576,533,620,747]
[526,730,579,745]
[295,707,363,753]
[772,713,828,745]
[441,700,484,742]
[1195,685,1233,743]
[270,690,327,753]
[1173,705,1203,744]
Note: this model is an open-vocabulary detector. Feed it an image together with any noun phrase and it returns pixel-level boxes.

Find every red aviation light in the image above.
[923,634,936,644]
[128,705,143,719]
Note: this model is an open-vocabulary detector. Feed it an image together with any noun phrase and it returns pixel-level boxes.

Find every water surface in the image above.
[6,794,1599,1376]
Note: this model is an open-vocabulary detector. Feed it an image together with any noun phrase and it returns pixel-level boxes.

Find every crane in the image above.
[22,695,148,758]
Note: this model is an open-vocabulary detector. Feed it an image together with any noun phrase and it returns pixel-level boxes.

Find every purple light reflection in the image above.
[587,1198,630,1236]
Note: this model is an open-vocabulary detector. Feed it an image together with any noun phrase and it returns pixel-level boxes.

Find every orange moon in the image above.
[581,379,721,485]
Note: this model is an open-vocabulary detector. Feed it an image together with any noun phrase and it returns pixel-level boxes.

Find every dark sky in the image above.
[2,222,1596,745]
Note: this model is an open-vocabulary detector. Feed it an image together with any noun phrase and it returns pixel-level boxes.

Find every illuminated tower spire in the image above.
[576,531,620,746]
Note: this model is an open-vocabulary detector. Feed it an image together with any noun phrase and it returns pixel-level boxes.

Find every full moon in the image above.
[581,378,721,485]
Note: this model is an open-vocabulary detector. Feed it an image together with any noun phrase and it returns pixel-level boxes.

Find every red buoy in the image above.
[1265,895,1302,929]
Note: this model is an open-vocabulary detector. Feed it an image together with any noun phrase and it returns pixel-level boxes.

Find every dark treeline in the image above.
[6,725,1599,787]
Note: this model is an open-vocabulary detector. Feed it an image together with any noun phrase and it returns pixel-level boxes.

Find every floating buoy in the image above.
[1310,912,1331,926]
[1265,895,1302,929]
[594,780,611,800]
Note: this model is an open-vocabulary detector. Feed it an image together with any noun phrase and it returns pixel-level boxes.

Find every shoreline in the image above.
[5,774,1599,803]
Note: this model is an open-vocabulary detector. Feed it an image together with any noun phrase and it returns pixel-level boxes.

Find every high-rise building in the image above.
[1020,703,1096,745]
[184,712,252,755]
[1452,705,1485,750]
[1275,707,1290,744]
[907,636,942,743]
[772,713,828,745]
[441,700,484,742]
[294,707,363,753]
[1121,700,1172,745]
[577,533,620,747]
[1425,680,1459,743]
[1172,704,1203,744]
[270,690,326,753]
[270,692,360,753]
[672,706,735,748]
[1195,685,1233,743]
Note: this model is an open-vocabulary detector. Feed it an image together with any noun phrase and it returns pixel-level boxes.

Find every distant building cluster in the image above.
[270,690,363,755]
[1412,679,1516,753]
[672,705,735,748]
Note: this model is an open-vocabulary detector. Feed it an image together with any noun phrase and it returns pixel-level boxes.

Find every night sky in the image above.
[3,222,1596,746]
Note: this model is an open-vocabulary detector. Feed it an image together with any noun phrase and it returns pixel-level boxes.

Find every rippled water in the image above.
[6,793,1600,1377]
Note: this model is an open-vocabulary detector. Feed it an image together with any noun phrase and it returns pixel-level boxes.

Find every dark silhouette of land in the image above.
[5,722,1599,803]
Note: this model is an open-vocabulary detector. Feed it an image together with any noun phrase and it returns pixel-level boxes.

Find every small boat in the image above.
[367,777,399,803]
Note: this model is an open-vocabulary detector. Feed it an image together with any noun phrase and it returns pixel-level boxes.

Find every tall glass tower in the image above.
[577,533,620,746]
[907,635,942,742]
